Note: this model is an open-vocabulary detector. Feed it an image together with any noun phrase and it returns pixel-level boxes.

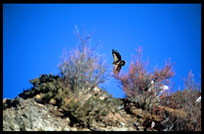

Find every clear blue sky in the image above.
[3,4,201,99]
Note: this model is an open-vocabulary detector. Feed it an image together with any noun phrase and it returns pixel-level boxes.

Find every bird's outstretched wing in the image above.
[112,49,121,63]
[119,60,125,66]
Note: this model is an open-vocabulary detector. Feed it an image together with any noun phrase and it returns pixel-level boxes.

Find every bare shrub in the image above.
[58,26,109,96]
[115,47,175,112]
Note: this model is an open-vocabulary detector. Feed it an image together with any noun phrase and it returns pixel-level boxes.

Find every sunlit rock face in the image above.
[3,98,70,131]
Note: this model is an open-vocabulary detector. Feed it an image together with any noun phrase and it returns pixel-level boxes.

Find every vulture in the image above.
[112,49,125,73]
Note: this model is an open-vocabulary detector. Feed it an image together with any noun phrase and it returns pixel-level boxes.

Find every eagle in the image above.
[112,49,125,73]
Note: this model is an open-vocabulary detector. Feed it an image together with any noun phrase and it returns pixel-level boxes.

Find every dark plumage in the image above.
[112,49,125,73]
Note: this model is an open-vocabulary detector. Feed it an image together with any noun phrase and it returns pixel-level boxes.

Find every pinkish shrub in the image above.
[114,47,175,111]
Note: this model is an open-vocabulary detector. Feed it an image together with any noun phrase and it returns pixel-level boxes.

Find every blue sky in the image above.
[3,4,201,99]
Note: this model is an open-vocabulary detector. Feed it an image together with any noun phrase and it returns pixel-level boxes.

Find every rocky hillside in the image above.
[3,74,200,131]
[3,97,161,131]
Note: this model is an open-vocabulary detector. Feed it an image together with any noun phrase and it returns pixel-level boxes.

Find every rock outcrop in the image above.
[3,98,70,131]
[3,96,160,131]
[3,74,198,131]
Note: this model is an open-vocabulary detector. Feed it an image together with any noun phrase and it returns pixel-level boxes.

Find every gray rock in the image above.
[3,98,71,131]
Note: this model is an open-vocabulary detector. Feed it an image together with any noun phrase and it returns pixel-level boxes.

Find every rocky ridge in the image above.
[3,74,190,131]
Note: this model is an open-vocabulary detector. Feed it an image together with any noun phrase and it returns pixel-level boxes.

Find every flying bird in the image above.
[112,49,125,73]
